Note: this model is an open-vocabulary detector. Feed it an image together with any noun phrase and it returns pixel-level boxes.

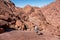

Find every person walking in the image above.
[34,25,43,35]
[34,26,39,34]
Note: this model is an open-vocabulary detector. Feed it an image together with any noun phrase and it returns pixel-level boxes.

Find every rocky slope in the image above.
[0,0,60,36]
[41,0,60,35]
[0,0,46,33]
[0,0,23,33]
[0,0,60,40]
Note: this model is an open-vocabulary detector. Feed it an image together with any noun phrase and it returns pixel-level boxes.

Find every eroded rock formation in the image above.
[0,0,60,36]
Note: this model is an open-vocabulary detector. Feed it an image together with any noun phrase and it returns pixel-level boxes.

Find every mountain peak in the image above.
[24,5,32,8]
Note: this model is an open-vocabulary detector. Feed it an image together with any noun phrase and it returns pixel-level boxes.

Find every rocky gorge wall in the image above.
[0,0,60,36]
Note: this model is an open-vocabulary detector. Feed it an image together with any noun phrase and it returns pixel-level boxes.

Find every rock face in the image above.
[0,0,17,33]
[4,0,10,2]
[0,28,4,33]
[0,0,60,36]
[57,0,59,1]
[41,0,60,35]
[15,20,24,30]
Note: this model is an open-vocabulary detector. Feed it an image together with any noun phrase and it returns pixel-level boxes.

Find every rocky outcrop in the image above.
[15,20,24,30]
[0,0,17,33]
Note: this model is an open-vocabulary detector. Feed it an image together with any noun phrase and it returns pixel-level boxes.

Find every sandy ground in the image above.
[0,30,60,40]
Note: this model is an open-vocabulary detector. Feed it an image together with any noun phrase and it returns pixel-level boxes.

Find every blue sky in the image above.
[11,0,55,8]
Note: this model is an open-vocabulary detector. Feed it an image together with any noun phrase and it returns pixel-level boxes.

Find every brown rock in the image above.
[15,20,24,30]
[0,0,16,32]
[0,0,60,36]
[0,20,8,26]
[0,28,4,33]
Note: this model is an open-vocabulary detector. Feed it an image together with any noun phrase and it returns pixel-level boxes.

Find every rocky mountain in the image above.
[0,0,60,36]
[0,0,20,33]
[41,0,60,35]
